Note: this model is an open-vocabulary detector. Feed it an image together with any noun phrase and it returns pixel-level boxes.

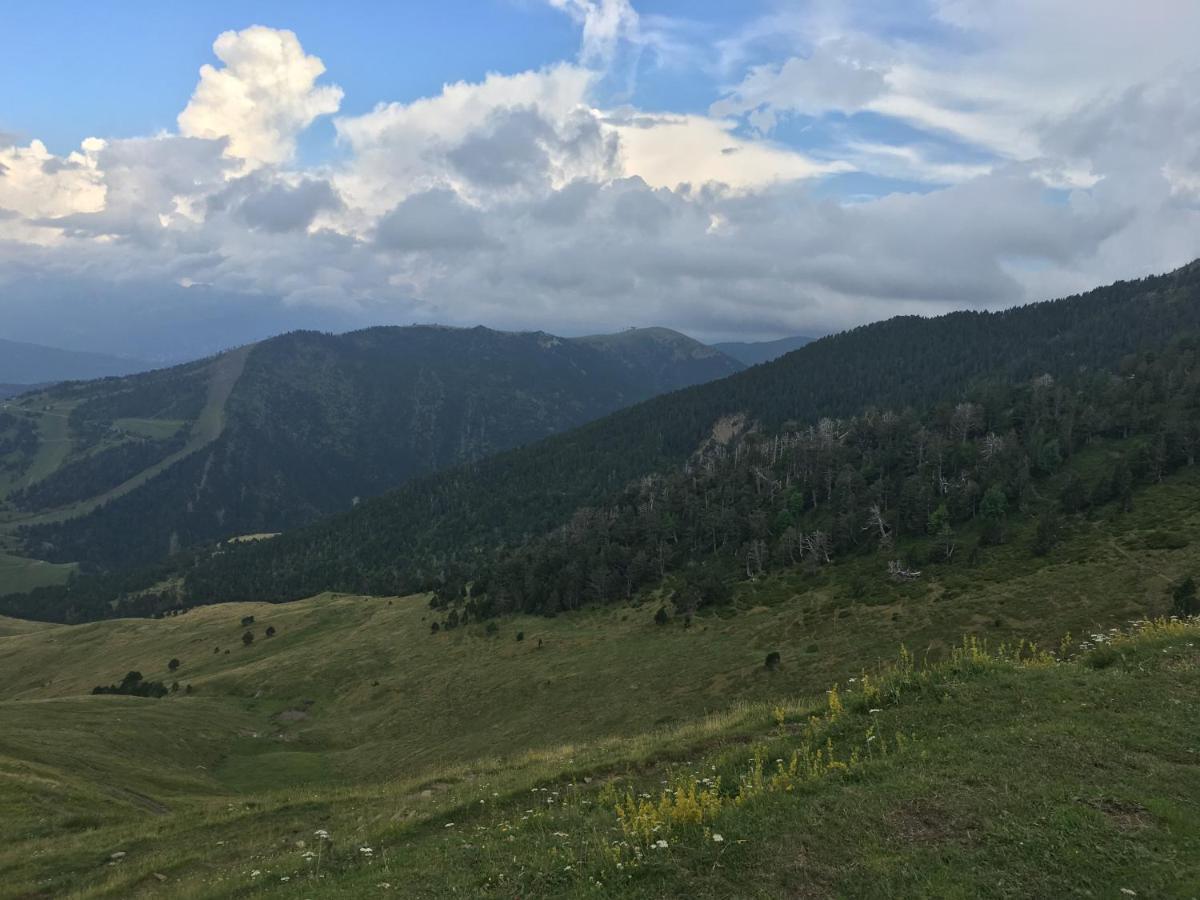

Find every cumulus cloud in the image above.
[2,8,1199,357]
[212,174,343,233]
[177,26,343,167]
[0,139,105,243]
[375,189,490,252]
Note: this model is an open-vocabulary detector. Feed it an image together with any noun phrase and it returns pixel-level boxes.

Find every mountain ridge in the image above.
[12,259,1200,619]
[0,323,743,583]
[712,334,816,365]
[0,337,155,384]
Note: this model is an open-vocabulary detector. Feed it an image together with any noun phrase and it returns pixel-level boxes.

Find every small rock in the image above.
[153,872,167,882]
[110,851,126,861]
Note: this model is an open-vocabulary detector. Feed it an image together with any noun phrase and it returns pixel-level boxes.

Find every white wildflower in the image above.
[712,833,724,843]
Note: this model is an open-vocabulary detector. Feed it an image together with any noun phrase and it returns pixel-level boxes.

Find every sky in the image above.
[2,0,1199,359]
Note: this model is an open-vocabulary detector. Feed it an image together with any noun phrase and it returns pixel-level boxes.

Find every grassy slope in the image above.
[0,347,250,594]
[1,618,1195,897]
[0,469,1198,895]
[2,345,251,530]
[0,613,60,637]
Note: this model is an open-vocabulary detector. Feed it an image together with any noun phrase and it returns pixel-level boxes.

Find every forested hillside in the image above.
[10,261,1200,621]
[574,327,743,389]
[4,325,741,576]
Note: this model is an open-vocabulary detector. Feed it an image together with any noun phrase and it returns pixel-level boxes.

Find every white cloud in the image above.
[546,0,640,65]
[0,139,105,243]
[177,26,343,167]
[2,7,1200,357]
[609,112,850,190]
[334,65,602,217]
[710,40,888,131]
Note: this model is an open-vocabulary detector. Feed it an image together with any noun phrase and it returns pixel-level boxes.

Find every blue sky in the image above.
[1,0,1198,358]
[3,1,953,192]
[3,2,579,151]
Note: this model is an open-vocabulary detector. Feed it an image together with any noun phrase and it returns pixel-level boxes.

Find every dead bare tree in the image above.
[864,503,893,550]
[888,560,921,581]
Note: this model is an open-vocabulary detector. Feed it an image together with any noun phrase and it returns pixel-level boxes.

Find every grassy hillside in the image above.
[0,465,1197,895]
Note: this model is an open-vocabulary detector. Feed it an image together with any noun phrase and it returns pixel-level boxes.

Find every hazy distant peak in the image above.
[0,338,155,384]
[574,326,734,362]
[712,335,816,366]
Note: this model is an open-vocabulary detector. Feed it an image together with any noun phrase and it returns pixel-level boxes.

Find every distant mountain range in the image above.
[0,384,49,400]
[1,325,742,576]
[0,338,154,385]
[711,334,815,366]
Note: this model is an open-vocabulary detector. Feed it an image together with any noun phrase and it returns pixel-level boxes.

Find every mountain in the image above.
[167,264,1200,602]
[573,326,743,390]
[712,334,815,365]
[13,260,1200,620]
[0,324,743,580]
[0,337,153,384]
[0,384,48,400]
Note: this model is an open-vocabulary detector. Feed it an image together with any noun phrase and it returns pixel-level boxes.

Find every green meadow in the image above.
[0,467,1198,896]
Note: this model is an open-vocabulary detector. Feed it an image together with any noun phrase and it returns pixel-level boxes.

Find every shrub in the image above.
[92,671,168,698]
[654,606,670,625]
[171,681,179,693]
[1146,531,1189,551]
[430,621,440,634]
[265,625,276,637]
[765,651,782,670]
[1032,509,1061,556]
[168,658,180,672]
[516,630,525,641]
[1085,644,1120,670]
[485,621,499,636]
[1171,576,1198,618]
[185,684,194,695]
[242,630,254,646]
[241,615,255,627]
